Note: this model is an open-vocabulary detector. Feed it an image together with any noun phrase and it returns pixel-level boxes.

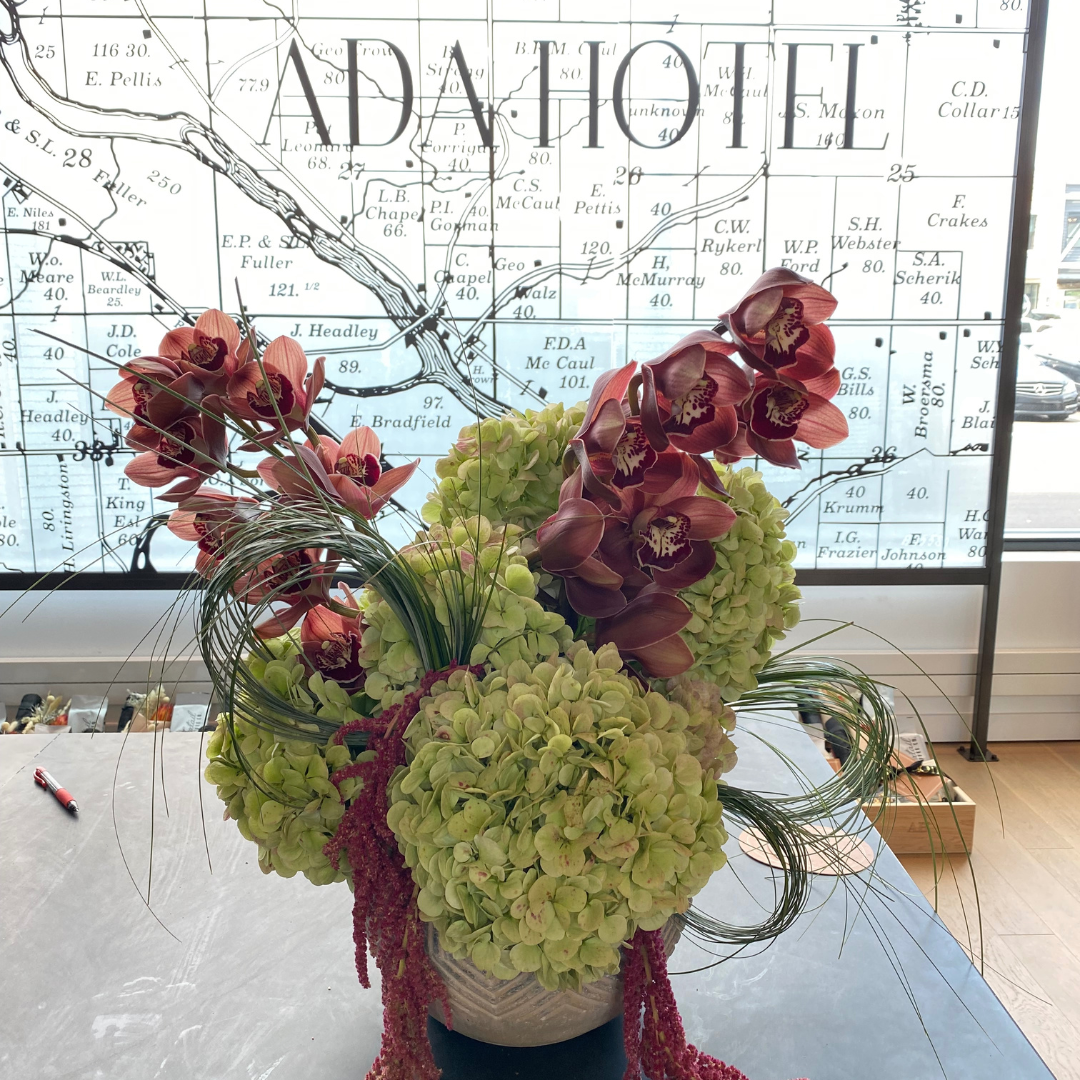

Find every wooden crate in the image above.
[862,786,976,855]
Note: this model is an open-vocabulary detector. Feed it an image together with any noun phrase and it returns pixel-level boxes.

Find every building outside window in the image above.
[1006,1,1080,541]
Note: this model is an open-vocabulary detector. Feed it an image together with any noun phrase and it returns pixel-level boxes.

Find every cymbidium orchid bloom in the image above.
[105,356,181,424]
[227,335,325,431]
[234,547,338,638]
[608,418,656,489]
[712,421,754,465]
[639,331,752,455]
[743,372,848,468]
[566,362,726,500]
[311,427,420,518]
[255,427,418,520]
[167,487,261,575]
[627,492,736,586]
[255,444,332,497]
[536,493,698,675]
[536,458,736,675]
[104,355,219,436]
[123,408,228,493]
[538,484,735,606]
[564,364,640,502]
[595,584,697,678]
[719,267,838,382]
[539,357,745,676]
[159,308,243,384]
[536,495,625,617]
[301,603,367,689]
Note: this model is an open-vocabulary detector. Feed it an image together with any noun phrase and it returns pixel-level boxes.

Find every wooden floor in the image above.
[897,742,1080,1079]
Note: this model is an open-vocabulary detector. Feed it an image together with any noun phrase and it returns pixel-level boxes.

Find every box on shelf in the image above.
[862,787,976,855]
[820,726,976,856]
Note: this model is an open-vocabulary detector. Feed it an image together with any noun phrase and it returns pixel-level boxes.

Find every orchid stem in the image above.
[327,597,363,620]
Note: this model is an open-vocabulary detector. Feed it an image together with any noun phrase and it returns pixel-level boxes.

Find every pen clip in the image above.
[33,767,48,790]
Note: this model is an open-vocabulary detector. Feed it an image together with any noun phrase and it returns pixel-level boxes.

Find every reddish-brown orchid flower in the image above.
[565,362,728,500]
[255,427,418,519]
[536,496,626,616]
[629,493,735,585]
[310,427,419,518]
[234,547,338,638]
[255,444,338,501]
[531,267,851,672]
[537,459,735,618]
[720,268,838,382]
[608,419,656,489]
[106,356,181,423]
[104,355,222,438]
[227,336,325,431]
[743,372,848,468]
[159,309,242,383]
[536,496,703,676]
[712,421,754,465]
[167,487,261,576]
[124,409,228,492]
[539,357,748,677]
[564,363,640,503]
[595,585,696,678]
[639,331,752,455]
[301,603,367,689]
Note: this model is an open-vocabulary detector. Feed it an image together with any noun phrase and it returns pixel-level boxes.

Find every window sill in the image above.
[1002,547,1080,561]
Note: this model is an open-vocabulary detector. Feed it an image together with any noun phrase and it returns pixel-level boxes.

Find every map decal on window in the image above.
[0,0,1034,575]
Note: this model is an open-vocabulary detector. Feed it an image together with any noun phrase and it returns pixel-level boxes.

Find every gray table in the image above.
[1,720,1053,1080]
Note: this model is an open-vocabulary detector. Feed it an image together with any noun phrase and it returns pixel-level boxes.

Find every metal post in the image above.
[960,0,1050,762]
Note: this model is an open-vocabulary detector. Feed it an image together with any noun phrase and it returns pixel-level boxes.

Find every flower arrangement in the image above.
[100,269,896,1080]
[1,693,69,733]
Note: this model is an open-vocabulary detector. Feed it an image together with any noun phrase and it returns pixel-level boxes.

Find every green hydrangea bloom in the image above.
[421,404,799,700]
[359,516,574,712]
[386,641,729,992]
[666,675,739,775]
[676,465,801,701]
[203,636,368,885]
[421,402,585,532]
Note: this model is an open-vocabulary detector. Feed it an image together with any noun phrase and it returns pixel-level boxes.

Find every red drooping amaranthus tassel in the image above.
[326,668,799,1080]
[622,927,647,1073]
[324,664,482,1080]
[622,929,806,1080]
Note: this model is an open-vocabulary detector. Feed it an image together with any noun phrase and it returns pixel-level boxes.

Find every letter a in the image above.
[263,40,331,146]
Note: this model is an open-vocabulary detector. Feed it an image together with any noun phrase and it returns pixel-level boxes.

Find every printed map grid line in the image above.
[0,4,1029,574]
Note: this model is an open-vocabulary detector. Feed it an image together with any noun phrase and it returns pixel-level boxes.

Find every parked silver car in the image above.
[1015,345,1079,421]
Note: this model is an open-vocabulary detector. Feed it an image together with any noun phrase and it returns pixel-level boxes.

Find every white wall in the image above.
[2,554,1078,741]
[0,589,203,722]
[788,554,1080,741]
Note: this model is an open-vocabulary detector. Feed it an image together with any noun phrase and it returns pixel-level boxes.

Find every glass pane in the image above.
[0,1,1038,574]
[1006,0,1080,540]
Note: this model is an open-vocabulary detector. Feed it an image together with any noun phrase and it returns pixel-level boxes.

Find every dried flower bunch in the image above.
[99,268,888,1080]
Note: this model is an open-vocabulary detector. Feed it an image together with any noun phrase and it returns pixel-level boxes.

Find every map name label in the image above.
[289,323,379,342]
[369,414,452,430]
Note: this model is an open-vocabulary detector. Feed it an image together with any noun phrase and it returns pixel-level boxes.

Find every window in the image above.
[1061,193,1080,261]
[1006,1,1080,542]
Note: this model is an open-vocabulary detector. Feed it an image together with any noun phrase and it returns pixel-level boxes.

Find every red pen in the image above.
[34,767,79,814]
